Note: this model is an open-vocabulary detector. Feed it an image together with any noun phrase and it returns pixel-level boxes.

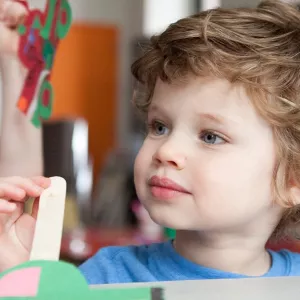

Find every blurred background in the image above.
[23,0,294,265]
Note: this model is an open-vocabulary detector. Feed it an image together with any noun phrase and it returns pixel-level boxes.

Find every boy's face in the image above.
[134,76,283,233]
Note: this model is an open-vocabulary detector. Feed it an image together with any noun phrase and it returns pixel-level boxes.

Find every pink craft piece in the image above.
[0,267,41,297]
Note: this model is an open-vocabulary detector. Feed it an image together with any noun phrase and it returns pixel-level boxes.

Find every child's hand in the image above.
[0,0,28,55]
[0,176,51,272]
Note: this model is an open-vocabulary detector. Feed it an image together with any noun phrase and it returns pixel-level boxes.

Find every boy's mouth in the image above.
[148,176,190,200]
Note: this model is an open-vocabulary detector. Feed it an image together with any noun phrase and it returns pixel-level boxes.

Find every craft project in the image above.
[17,0,72,128]
[1,260,300,300]
[0,260,164,299]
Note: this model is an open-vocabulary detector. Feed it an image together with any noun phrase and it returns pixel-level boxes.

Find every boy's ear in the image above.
[289,185,300,206]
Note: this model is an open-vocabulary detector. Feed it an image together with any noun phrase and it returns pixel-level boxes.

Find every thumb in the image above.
[0,0,28,55]
[1,0,28,25]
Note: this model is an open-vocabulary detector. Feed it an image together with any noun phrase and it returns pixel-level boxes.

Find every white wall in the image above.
[199,0,261,10]
[201,0,221,10]
[222,0,260,8]
[143,0,195,37]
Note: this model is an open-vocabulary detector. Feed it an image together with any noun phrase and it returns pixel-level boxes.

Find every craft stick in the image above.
[30,176,66,261]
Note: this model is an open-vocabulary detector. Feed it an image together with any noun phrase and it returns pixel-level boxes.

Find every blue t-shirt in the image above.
[78,240,300,285]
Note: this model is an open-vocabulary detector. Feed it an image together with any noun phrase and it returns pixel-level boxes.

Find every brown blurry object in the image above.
[91,149,136,228]
[42,118,93,228]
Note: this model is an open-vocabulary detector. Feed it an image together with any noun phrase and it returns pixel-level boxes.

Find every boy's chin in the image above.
[146,208,197,230]
[147,209,227,232]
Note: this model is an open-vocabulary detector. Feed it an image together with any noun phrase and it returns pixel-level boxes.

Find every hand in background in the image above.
[0,0,44,178]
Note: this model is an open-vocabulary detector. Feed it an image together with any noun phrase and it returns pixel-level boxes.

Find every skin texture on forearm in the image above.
[0,55,43,177]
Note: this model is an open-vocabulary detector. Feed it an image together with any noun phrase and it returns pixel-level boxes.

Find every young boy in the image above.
[1,0,300,285]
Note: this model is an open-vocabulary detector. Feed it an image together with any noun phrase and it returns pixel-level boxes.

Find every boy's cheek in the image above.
[134,148,150,184]
[135,141,156,167]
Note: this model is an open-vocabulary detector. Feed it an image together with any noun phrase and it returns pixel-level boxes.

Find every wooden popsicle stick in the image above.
[30,176,67,261]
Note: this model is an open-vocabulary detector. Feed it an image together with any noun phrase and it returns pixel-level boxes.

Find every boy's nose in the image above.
[152,142,186,170]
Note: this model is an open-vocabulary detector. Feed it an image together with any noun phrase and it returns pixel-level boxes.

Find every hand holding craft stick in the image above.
[0,176,51,272]
[0,176,66,273]
[0,0,43,178]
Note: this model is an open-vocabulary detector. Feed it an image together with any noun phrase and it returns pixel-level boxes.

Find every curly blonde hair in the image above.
[131,0,300,241]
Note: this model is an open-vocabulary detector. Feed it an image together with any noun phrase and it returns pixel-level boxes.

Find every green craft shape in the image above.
[40,0,56,39]
[31,78,53,128]
[0,260,162,300]
[43,40,55,69]
[32,15,42,30]
[56,0,72,39]
[18,24,27,36]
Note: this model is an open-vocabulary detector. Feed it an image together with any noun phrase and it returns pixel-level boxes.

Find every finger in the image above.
[12,0,28,10]
[1,0,28,26]
[31,176,51,189]
[31,196,39,219]
[0,0,6,18]
[0,182,26,200]
[3,176,45,198]
[0,0,28,54]
[0,198,16,213]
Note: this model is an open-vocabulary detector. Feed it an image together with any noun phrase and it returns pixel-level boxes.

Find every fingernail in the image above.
[16,188,25,198]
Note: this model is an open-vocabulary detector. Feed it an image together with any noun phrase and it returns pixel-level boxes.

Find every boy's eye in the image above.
[200,131,225,145]
[148,121,168,136]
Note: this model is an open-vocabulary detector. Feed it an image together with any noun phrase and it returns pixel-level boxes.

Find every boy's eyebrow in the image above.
[148,104,166,117]
[199,113,240,126]
[149,105,239,126]
[148,104,161,113]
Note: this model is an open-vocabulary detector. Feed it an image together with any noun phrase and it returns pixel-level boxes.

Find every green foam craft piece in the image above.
[0,260,163,300]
